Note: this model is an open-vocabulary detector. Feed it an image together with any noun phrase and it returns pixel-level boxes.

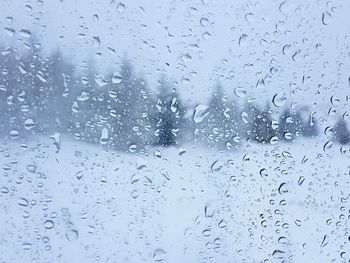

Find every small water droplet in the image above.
[22,242,32,250]
[26,164,37,173]
[117,2,126,13]
[65,229,79,241]
[44,220,54,229]
[200,17,209,27]
[153,248,166,261]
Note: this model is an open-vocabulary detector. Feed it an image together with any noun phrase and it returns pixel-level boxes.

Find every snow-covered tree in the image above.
[153,78,185,147]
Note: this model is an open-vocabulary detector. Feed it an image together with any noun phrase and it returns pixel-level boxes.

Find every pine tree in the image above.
[109,59,154,150]
[333,117,350,145]
[301,110,318,138]
[196,84,241,150]
[36,48,74,133]
[246,103,276,144]
[153,77,185,147]
[278,107,303,142]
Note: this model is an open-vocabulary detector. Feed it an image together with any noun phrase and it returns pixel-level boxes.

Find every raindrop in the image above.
[1,187,9,194]
[24,119,35,130]
[22,243,32,250]
[131,190,139,199]
[153,249,166,261]
[75,171,83,180]
[322,12,332,25]
[65,229,79,241]
[19,29,31,38]
[161,169,170,180]
[10,129,19,139]
[270,136,279,145]
[99,128,109,145]
[272,94,287,107]
[193,105,209,123]
[26,164,37,173]
[211,160,223,173]
[44,220,54,229]
[92,36,101,48]
[95,75,108,87]
[200,17,209,27]
[323,141,332,152]
[320,235,328,247]
[218,219,228,228]
[241,112,249,124]
[18,198,29,207]
[234,87,246,98]
[204,202,215,218]
[4,27,15,37]
[272,249,285,259]
[117,2,126,13]
[239,34,248,46]
[278,183,289,194]
[93,14,99,22]
[259,168,268,177]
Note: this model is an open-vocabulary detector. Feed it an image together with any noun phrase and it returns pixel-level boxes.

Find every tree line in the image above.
[0,41,349,151]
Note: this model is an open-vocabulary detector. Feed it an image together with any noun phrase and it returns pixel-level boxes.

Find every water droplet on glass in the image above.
[19,29,31,38]
[24,119,35,130]
[193,104,209,123]
[75,171,83,180]
[26,164,37,173]
[117,2,126,13]
[65,229,79,241]
[4,27,15,37]
[200,17,209,27]
[22,242,32,250]
[239,34,248,46]
[44,220,54,229]
[278,183,289,194]
[211,160,223,173]
[272,94,287,107]
[234,87,246,98]
[153,248,166,261]
[322,12,332,25]
[99,128,109,145]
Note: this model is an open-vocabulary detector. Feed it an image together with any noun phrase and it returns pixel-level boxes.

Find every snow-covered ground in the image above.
[0,136,349,263]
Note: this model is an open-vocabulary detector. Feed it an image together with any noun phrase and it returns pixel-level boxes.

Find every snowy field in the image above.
[0,136,349,263]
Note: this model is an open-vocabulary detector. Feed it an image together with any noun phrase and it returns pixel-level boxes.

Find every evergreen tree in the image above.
[246,103,276,144]
[333,117,350,144]
[153,77,185,147]
[278,107,303,141]
[301,110,318,138]
[36,48,74,133]
[107,59,154,150]
[195,84,241,150]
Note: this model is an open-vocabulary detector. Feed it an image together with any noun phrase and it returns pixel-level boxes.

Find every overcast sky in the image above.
[1,0,350,112]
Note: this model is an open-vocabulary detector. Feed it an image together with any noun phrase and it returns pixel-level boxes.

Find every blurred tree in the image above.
[246,103,276,144]
[153,77,185,147]
[195,84,241,150]
[301,110,318,138]
[278,107,303,142]
[333,117,350,145]
[108,59,154,150]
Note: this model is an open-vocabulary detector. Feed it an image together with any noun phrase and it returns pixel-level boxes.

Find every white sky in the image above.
[1,0,350,112]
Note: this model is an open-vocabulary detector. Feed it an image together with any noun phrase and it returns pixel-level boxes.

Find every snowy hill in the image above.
[0,136,349,262]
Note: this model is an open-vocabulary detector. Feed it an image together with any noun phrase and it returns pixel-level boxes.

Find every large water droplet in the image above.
[322,12,332,25]
[193,104,209,123]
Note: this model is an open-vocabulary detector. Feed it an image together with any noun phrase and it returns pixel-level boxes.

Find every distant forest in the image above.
[0,39,349,151]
